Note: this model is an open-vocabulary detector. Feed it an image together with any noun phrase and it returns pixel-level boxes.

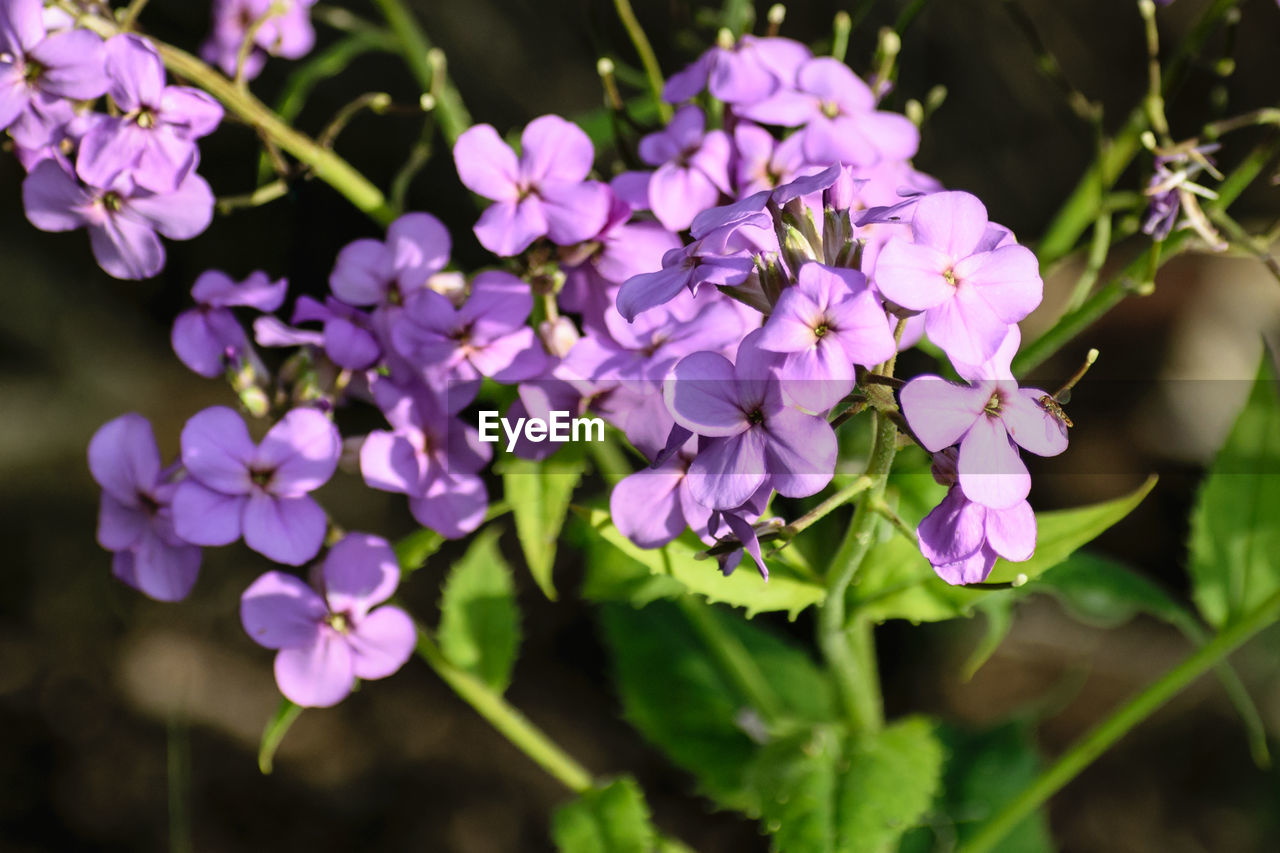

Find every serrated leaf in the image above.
[551,776,657,853]
[986,475,1157,584]
[438,526,521,692]
[504,454,585,600]
[855,478,1158,623]
[1189,354,1280,628]
[601,600,835,811]
[258,698,302,775]
[579,508,825,619]
[748,718,944,853]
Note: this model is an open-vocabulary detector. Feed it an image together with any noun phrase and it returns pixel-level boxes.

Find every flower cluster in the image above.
[4,2,221,279]
[87,28,1078,709]
[202,0,318,81]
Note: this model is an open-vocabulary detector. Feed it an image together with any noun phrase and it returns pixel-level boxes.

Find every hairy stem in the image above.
[613,0,672,124]
[415,627,594,793]
[960,587,1280,853]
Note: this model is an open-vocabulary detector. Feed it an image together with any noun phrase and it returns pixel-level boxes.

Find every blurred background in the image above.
[3,0,1280,850]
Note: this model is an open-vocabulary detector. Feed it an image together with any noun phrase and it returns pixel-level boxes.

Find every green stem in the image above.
[818,411,898,732]
[1015,136,1280,376]
[368,0,471,143]
[613,0,672,124]
[415,627,594,793]
[63,9,396,223]
[678,597,783,724]
[1035,0,1243,266]
[960,588,1280,853]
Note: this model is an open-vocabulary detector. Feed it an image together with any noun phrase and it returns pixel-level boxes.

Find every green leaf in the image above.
[854,477,1156,623]
[1031,551,1189,629]
[503,454,585,600]
[258,698,303,775]
[601,600,834,811]
[961,596,1015,680]
[986,474,1157,584]
[1189,354,1280,628]
[747,718,945,853]
[551,776,657,853]
[902,721,1053,853]
[394,527,444,576]
[438,526,521,692]
[578,507,826,619]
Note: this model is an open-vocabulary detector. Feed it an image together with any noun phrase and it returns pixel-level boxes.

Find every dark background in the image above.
[2,0,1279,850]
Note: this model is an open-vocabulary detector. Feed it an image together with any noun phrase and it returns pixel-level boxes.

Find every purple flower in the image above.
[172,270,287,378]
[757,262,897,411]
[663,35,810,105]
[329,212,451,308]
[637,105,731,231]
[240,533,416,708]
[88,414,201,602]
[453,115,611,256]
[616,238,757,322]
[874,191,1042,366]
[22,159,214,280]
[392,270,548,387]
[918,480,1035,585]
[0,0,108,131]
[172,406,341,565]
[738,58,919,168]
[899,373,1068,509]
[202,0,318,81]
[609,445,710,550]
[664,332,836,509]
[360,379,491,539]
[289,295,382,370]
[77,35,222,192]
[733,122,812,196]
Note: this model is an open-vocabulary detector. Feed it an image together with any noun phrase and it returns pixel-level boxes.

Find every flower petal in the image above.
[254,407,340,496]
[273,633,355,708]
[242,493,328,566]
[171,481,245,546]
[898,375,987,452]
[348,606,416,680]
[180,406,254,493]
[958,416,1030,509]
[322,533,400,615]
[240,570,326,649]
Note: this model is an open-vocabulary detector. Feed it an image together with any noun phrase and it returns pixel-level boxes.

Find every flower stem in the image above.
[414,627,594,794]
[612,0,672,124]
[678,597,783,724]
[1015,135,1280,376]
[959,587,1280,853]
[369,0,472,144]
[818,409,898,732]
[1034,0,1243,267]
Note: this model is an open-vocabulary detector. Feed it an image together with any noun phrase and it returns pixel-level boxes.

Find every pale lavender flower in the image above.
[733,122,812,196]
[665,331,836,509]
[637,105,732,231]
[172,406,341,565]
[329,212,451,308]
[89,414,202,602]
[615,237,757,322]
[663,35,810,105]
[359,379,491,539]
[392,270,548,389]
[875,191,1041,365]
[22,159,214,280]
[738,57,918,168]
[202,0,318,81]
[240,533,416,708]
[0,0,108,131]
[77,35,222,192]
[453,115,611,256]
[757,262,897,411]
[172,270,286,378]
[899,372,1068,509]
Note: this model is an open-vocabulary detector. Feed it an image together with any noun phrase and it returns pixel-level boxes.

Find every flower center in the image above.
[137,490,161,516]
[943,268,957,286]
[820,100,841,119]
[102,191,124,213]
[135,107,157,129]
[22,59,44,86]
[813,322,830,339]
[984,391,1003,416]
[326,611,352,634]
[250,467,276,489]
[747,408,765,425]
